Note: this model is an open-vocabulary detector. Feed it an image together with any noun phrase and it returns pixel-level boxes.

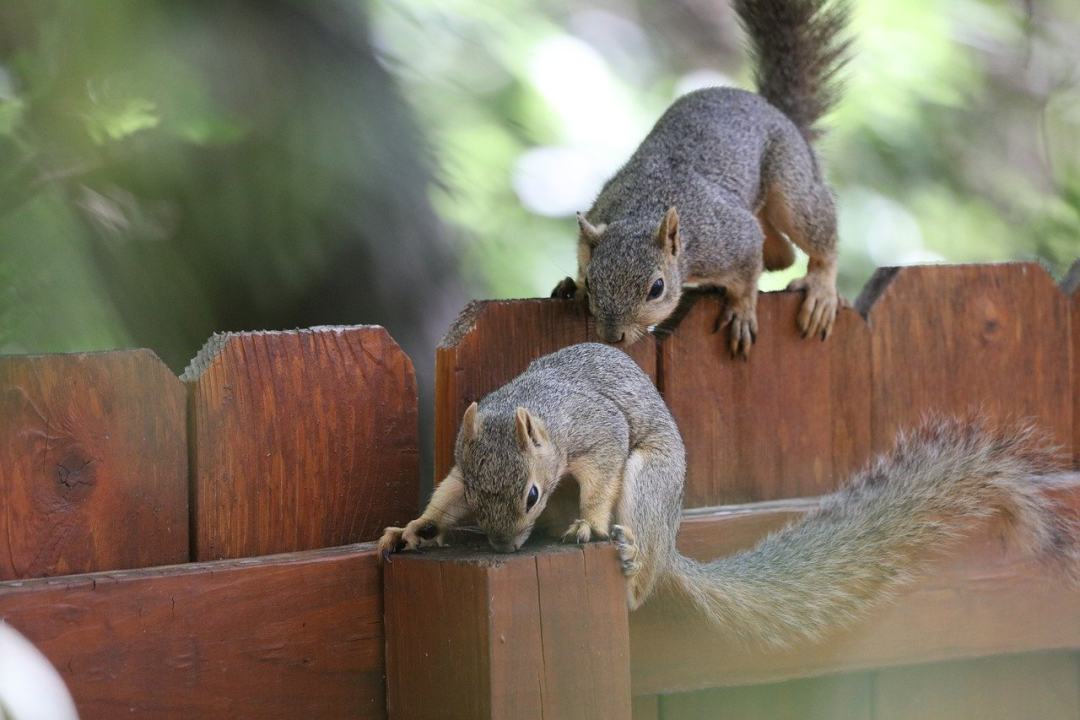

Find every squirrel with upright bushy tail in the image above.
[380,344,1078,646]
[552,0,851,357]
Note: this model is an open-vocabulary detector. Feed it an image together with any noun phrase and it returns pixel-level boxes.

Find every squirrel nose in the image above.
[598,325,625,344]
[489,538,516,553]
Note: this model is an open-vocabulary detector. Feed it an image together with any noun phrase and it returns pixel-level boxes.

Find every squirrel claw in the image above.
[789,274,838,340]
[611,525,641,577]
[563,518,603,544]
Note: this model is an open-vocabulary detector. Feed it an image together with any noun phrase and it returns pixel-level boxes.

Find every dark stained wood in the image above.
[435,299,656,481]
[183,326,418,560]
[0,349,187,579]
[659,289,870,506]
[873,652,1080,720]
[858,263,1072,455]
[384,541,631,720]
[0,545,385,720]
[630,488,1080,695]
[660,673,872,720]
[1064,259,1080,467]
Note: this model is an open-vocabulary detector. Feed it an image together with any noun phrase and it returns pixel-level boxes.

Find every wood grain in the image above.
[660,673,872,720]
[0,349,187,579]
[0,545,385,720]
[1064,259,1080,467]
[659,289,870,506]
[183,326,418,560]
[858,263,1072,455]
[873,652,1080,720]
[630,489,1080,696]
[435,299,656,481]
[384,541,631,720]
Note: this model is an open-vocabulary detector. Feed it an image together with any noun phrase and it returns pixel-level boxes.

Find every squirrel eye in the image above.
[526,484,539,511]
[647,278,665,300]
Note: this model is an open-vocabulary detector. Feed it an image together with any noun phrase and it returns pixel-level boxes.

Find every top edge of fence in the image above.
[179,324,392,382]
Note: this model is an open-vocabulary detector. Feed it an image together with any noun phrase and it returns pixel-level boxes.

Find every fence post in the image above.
[383,542,632,720]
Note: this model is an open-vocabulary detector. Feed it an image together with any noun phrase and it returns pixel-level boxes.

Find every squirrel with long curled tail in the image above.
[380,344,1078,647]
[552,0,851,357]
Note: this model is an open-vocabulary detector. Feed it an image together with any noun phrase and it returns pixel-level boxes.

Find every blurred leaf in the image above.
[82,96,159,144]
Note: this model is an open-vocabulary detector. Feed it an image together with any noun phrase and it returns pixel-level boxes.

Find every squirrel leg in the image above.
[562,456,623,544]
[377,468,470,562]
[693,205,764,359]
[717,274,760,360]
[761,144,841,339]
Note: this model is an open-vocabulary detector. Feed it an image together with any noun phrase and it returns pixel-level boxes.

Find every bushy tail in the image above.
[662,417,1078,647]
[735,0,853,142]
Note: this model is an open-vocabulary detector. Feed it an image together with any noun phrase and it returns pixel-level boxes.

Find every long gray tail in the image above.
[662,417,1078,647]
[735,0,853,142]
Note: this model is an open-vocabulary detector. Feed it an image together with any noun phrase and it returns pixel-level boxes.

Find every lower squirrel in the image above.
[551,0,851,358]
[379,343,1078,647]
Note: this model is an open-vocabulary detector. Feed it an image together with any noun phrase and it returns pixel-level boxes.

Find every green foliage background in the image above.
[1,0,1078,364]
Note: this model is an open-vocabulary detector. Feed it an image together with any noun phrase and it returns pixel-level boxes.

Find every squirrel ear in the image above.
[514,407,549,452]
[577,212,606,249]
[461,401,480,443]
[655,206,680,257]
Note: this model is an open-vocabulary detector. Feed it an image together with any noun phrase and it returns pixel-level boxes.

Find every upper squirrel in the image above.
[551,0,851,357]
[380,343,1078,647]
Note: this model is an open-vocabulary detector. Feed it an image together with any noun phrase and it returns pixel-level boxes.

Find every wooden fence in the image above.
[0,263,1078,719]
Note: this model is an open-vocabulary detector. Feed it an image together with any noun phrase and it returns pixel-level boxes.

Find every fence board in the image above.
[0,545,384,720]
[873,652,1080,720]
[858,263,1072,455]
[1064,259,1080,467]
[384,542,631,720]
[183,326,418,560]
[0,349,187,579]
[659,290,870,506]
[435,299,655,481]
[630,489,1080,696]
[660,673,873,720]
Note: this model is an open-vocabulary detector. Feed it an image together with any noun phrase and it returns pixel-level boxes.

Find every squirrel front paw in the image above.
[550,276,578,300]
[562,518,609,544]
[787,275,839,340]
[717,303,758,359]
[377,518,444,562]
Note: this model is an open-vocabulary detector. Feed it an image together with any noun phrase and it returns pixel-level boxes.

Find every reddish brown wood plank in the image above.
[630,489,1080,696]
[874,652,1080,720]
[384,541,631,720]
[0,349,187,579]
[858,263,1072,455]
[435,299,656,481]
[1063,259,1080,467]
[660,672,872,720]
[0,545,385,720]
[183,326,418,560]
[659,290,870,506]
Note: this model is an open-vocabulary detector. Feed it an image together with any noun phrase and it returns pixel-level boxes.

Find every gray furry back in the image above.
[736,0,853,141]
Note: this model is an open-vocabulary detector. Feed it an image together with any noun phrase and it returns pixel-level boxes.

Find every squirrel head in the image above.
[454,402,562,553]
[578,207,683,344]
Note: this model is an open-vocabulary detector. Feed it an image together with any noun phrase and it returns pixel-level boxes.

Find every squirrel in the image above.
[550,0,851,357]
[379,343,1078,647]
